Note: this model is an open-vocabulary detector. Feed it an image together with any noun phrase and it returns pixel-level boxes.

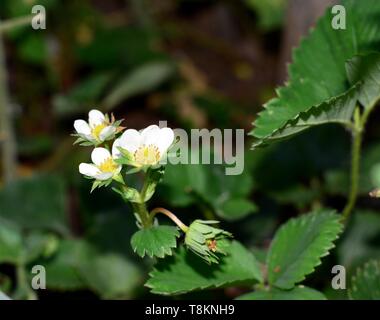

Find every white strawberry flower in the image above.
[79,147,122,181]
[74,109,119,144]
[112,125,175,168]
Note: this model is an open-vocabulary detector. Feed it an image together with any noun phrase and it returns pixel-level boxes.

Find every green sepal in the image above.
[184,220,233,264]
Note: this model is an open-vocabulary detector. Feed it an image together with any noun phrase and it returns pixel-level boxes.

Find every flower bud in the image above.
[184,220,232,264]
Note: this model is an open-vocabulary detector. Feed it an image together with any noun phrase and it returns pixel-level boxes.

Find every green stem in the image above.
[132,202,150,228]
[0,21,17,183]
[342,119,362,222]
[130,169,153,228]
[342,102,377,223]
[0,15,32,33]
[149,207,189,233]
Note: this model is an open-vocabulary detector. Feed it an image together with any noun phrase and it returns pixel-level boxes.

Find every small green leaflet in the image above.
[267,209,343,290]
[146,240,263,295]
[236,286,326,300]
[349,260,380,300]
[131,225,180,258]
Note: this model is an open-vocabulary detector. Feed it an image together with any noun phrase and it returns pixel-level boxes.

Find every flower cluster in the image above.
[73,109,232,264]
[74,110,175,184]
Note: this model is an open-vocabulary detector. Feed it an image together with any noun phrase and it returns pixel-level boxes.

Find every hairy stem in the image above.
[149,207,189,233]
[0,23,17,183]
[132,202,150,228]
[342,103,377,223]
[342,122,362,222]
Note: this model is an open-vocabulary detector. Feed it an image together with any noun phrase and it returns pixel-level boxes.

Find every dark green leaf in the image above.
[251,0,380,148]
[267,209,343,289]
[103,62,175,109]
[349,260,380,300]
[237,286,326,300]
[0,220,23,264]
[0,175,69,235]
[346,52,380,110]
[146,241,263,295]
[79,253,142,299]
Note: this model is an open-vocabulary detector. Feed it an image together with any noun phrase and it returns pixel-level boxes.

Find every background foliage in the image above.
[0,0,380,300]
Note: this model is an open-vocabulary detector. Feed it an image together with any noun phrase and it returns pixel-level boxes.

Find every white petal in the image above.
[88,109,105,127]
[117,129,142,153]
[112,138,122,158]
[94,172,113,181]
[140,125,159,135]
[91,147,112,166]
[74,120,91,135]
[140,125,160,145]
[156,128,175,154]
[79,163,100,177]
[99,126,116,141]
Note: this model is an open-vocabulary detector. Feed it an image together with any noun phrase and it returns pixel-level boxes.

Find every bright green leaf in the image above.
[131,225,180,258]
[267,209,343,289]
[146,240,263,295]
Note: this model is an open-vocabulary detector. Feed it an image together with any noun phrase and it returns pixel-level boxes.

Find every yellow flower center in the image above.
[98,157,118,173]
[134,144,161,166]
[91,123,107,140]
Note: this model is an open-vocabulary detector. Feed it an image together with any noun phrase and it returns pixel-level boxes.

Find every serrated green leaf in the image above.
[346,52,380,110]
[146,240,263,295]
[267,209,343,289]
[131,225,180,258]
[131,226,180,258]
[251,0,380,148]
[252,86,358,148]
[349,260,380,300]
[237,286,326,300]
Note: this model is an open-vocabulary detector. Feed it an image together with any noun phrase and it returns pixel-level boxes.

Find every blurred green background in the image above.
[0,0,380,300]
